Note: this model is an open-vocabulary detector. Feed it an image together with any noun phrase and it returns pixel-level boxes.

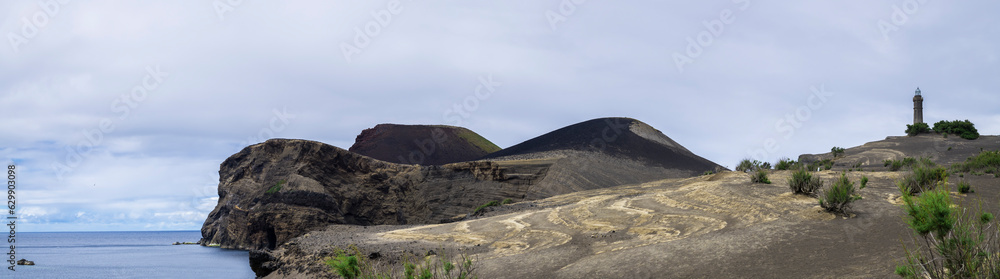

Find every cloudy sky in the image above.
[2,1,997,232]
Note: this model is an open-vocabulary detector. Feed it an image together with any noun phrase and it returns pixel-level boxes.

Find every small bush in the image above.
[893,184,1000,278]
[905,122,931,136]
[819,173,861,213]
[884,157,928,171]
[473,200,500,215]
[501,198,514,205]
[831,147,846,158]
[788,168,823,196]
[951,150,1000,174]
[750,169,771,184]
[932,119,979,140]
[327,251,361,279]
[897,166,949,195]
[860,176,869,189]
[807,159,834,171]
[884,159,903,171]
[957,180,972,194]
[736,158,769,172]
[266,180,285,194]
[325,245,478,279]
[775,158,797,170]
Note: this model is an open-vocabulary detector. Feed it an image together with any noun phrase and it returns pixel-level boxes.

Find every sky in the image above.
[1,1,998,232]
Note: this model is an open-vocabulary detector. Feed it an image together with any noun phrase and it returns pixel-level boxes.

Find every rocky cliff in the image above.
[200,139,543,251]
[199,118,726,277]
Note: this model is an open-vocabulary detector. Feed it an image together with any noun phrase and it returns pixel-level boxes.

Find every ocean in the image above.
[6,231,255,279]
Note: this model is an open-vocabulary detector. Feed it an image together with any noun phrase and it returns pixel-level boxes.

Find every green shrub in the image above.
[326,245,478,279]
[905,122,931,136]
[807,159,834,171]
[750,169,771,184]
[788,168,823,196]
[473,200,500,215]
[775,158,797,170]
[266,180,285,194]
[831,147,846,158]
[327,251,362,279]
[884,157,930,171]
[932,119,979,140]
[897,166,949,195]
[951,150,1000,174]
[916,157,936,168]
[736,158,769,172]
[819,173,862,213]
[860,176,869,189]
[501,198,513,205]
[884,159,904,171]
[957,180,972,194]
[894,184,1000,279]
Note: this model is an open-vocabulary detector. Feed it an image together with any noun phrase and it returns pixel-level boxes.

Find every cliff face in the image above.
[200,139,544,251]
[200,118,727,277]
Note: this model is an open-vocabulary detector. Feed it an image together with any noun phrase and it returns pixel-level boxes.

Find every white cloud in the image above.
[1,0,998,231]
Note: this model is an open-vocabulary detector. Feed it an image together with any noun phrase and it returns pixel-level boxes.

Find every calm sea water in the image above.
[6,231,255,279]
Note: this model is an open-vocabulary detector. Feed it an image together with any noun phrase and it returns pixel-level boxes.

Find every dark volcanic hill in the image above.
[255,133,1000,279]
[482,117,721,171]
[349,124,500,165]
[199,118,725,277]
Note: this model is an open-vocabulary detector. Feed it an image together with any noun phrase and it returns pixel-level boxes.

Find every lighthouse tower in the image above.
[913,87,923,125]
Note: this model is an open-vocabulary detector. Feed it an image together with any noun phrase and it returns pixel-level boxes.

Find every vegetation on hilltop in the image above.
[831,146,846,158]
[905,120,979,139]
[932,120,979,140]
[736,158,770,172]
[774,158,798,170]
[905,123,931,136]
[456,129,501,154]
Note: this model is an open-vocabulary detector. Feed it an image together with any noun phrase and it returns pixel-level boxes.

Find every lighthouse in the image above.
[913,88,923,125]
